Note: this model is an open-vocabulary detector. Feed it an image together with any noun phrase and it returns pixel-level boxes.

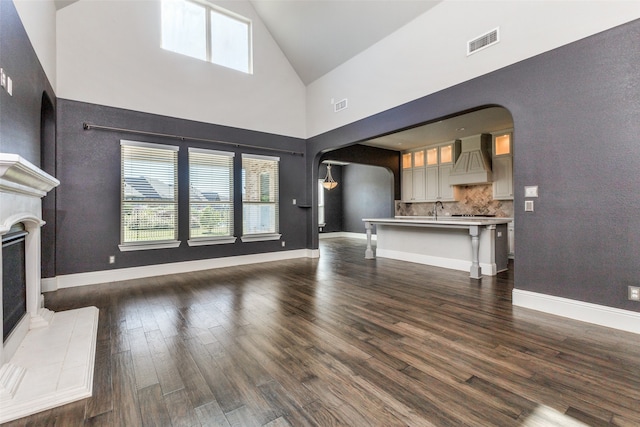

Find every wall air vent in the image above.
[467,27,499,56]
[334,98,348,113]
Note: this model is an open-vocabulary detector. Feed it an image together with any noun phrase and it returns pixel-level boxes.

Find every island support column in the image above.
[469,225,481,279]
[364,221,375,259]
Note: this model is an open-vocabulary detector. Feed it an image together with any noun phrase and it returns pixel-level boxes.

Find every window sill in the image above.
[240,233,282,243]
[187,236,237,247]
[118,240,181,252]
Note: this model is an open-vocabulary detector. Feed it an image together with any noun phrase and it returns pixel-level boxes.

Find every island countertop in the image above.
[363,216,513,227]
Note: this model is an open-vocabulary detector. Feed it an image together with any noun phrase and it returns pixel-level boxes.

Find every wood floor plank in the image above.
[163,336,215,409]
[112,350,143,426]
[85,334,113,419]
[224,405,261,427]
[138,384,172,427]
[13,237,639,427]
[261,416,292,427]
[145,329,185,395]
[163,389,201,427]
[127,327,160,390]
[194,401,231,427]
[83,411,113,427]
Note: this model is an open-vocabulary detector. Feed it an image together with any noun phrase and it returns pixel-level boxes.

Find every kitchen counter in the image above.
[362,216,512,278]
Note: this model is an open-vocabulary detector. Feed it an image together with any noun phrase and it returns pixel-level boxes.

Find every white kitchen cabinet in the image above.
[493,156,513,199]
[402,150,426,201]
[425,166,439,200]
[438,164,455,200]
[425,142,459,202]
[403,142,459,202]
[492,132,513,200]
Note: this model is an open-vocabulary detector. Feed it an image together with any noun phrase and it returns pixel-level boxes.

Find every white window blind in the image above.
[242,154,279,237]
[121,140,179,247]
[189,148,234,241]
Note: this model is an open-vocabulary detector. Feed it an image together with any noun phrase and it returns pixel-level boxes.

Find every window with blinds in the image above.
[241,154,280,241]
[188,148,235,245]
[120,140,180,250]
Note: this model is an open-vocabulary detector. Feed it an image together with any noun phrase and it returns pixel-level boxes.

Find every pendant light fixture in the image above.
[322,163,338,190]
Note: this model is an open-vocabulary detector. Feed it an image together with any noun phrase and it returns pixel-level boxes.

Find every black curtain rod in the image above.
[82,122,305,156]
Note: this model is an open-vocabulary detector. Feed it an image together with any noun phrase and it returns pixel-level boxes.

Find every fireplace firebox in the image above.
[2,223,28,342]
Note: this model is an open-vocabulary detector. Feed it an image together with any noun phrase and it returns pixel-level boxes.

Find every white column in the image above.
[469,225,481,279]
[364,221,375,259]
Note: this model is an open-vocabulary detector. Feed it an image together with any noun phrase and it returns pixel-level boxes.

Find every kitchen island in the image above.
[362,216,512,278]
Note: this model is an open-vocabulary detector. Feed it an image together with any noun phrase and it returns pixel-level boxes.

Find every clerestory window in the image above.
[161,0,252,74]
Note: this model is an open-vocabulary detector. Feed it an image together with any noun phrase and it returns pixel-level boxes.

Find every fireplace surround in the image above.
[0,153,98,423]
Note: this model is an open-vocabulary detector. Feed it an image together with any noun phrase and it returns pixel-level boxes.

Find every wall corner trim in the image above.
[512,289,640,335]
[43,249,317,291]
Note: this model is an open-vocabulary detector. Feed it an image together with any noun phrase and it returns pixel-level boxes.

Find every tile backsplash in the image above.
[395,184,513,217]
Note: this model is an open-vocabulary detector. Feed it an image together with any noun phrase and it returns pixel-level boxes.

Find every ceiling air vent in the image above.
[467,27,499,56]
[334,98,348,113]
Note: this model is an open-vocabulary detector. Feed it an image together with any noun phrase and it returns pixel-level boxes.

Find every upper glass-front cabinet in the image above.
[403,150,426,169]
[439,144,454,164]
[402,153,412,169]
[494,133,512,156]
[426,148,438,166]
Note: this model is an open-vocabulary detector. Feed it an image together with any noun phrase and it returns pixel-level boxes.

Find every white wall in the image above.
[13,0,57,88]
[306,1,640,138]
[56,0,306,138]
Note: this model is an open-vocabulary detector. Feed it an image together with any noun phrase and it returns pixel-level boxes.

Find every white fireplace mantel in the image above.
[0,153,60,201]
[0,153,98,423]
[0,153,60,361]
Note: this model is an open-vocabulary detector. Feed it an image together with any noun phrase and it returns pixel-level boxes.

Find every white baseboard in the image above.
[513,289,640,335]
[376,249,497,276]
[319,232,375,240]
[43,249,316,291]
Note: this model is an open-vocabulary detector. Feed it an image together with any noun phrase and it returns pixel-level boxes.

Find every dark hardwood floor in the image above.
[4,237,640,426]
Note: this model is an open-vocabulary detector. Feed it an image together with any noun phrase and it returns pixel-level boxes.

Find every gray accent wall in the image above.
[0,0,55,164]
[319,163,394,234]
[54,99,307,276]
[1,1,57,277]
[307,18,640,313]
[342,164,394,233]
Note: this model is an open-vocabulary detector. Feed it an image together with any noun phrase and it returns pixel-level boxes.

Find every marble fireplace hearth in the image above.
[0,153,98,424]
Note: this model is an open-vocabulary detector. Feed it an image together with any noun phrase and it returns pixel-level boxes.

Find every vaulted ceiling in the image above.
[53,0,511,147]
[54,0,442,85]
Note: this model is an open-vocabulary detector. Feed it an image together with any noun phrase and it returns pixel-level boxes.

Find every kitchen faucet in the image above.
[433,201,444,219]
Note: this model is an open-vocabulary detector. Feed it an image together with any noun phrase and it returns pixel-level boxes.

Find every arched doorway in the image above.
[314,105,515,269]
[40,93,56,279]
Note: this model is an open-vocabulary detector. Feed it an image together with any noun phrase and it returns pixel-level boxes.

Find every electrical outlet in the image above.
[629,286,640,301]
[109,255,115,264]
[524,200,534,212]
[281,241,285,247]
[292,198,297,205]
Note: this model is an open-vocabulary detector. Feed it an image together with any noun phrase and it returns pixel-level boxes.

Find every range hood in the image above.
[449,134,492,185]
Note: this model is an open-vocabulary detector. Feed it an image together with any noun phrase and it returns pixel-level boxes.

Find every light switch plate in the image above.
[524,185,538,198]
[525,200,534,212]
